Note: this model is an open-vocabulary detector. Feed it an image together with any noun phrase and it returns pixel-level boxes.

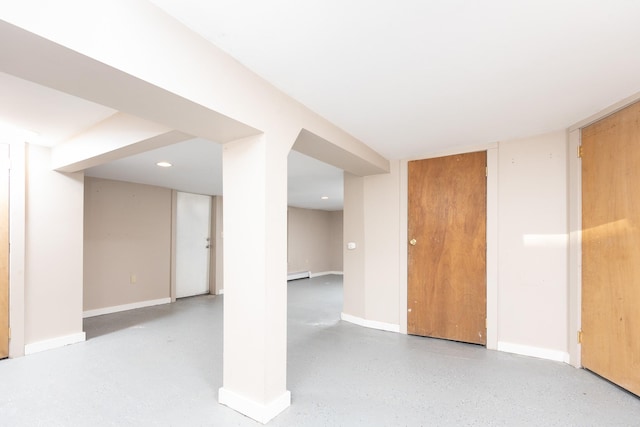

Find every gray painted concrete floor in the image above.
[1,275,640,426]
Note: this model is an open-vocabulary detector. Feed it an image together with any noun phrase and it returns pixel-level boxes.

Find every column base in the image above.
[218,387,291,424]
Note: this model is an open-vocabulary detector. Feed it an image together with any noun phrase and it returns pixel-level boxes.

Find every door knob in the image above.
[410,238,417,246]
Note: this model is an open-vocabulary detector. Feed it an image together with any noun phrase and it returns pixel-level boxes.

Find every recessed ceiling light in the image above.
[156,161,172,168]
[321,196,329,200]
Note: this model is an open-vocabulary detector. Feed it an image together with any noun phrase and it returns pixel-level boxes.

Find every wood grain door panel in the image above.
[408,151,487,345]
[582,101,640,396]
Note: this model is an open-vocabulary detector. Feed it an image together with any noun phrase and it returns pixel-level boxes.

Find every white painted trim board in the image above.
[341,312,400,333]
[310,271,343,278]
[25,332,86,355]
[498,341,570,363]
[83,297,171,318]
[219,387,290,424]
[287,271,310,281]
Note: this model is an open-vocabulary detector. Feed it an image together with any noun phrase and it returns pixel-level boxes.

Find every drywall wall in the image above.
[84,177,172,312]
[8,142,26,357]
[363,160,401,326]
[342,162,402,329]
[342,173,366,318]
[25,145,84,347]
[221,134,290,418]
[497,131,568,358]
[212,196,224,294]
[287,207,343,274]
[328,210,344,272]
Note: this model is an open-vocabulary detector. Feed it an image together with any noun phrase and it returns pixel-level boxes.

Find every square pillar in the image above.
[218,134,290,424]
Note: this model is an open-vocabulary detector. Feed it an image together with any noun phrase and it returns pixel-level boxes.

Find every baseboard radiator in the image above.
[287,271,311,281]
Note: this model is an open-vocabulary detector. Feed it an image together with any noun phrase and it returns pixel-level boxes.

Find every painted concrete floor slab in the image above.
[1,275,639,426]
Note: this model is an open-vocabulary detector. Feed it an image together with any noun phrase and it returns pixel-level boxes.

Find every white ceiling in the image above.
[148,0,640,158]
[3,1,640,210]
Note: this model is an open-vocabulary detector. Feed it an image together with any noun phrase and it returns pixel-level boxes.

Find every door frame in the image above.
[399,143,499,350]
[5,142,27,358]
[567,89,640,368]
[0,144,8,358]
[170,190,221,301]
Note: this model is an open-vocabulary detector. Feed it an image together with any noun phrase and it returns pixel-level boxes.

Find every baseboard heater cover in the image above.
[287,271,311,281]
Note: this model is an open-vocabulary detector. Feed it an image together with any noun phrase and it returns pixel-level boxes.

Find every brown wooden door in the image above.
[0,145,9,359]
[407,151,487,345]
[582,101,640,396]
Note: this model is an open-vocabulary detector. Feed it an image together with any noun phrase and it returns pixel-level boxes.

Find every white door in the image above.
[176,191,211,298]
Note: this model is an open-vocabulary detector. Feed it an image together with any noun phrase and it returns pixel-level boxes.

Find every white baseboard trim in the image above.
[341,312,400,333]
[25,332,86,355]
[310,271,344,278]
[497,341,570,363]
[287,271,311,281]
[219,387,290,424]
[83,297,171,318]
[216,289,224,295]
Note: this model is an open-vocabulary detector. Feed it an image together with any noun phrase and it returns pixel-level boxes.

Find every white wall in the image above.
[25,145,85,351]
[496,131,568,360]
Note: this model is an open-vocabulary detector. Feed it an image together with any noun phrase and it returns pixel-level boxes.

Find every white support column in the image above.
[219,134,290,424]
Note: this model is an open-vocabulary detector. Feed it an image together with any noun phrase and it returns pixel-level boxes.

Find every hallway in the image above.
[1,275,639,426]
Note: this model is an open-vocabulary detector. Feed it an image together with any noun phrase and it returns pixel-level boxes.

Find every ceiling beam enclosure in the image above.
[0,3,389,175]
[52,113,192,172]
[0,1,388,423]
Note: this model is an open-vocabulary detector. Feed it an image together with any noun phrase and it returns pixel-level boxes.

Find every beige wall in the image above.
[342,162,402,326]
[363,160,401,325]
[25,145,84,346]
[287,207,343,274]
[328,210,344,271]
[212,196,224,294]
[343,173,366,318]
[497,131,568,355]
[83,177,172,311]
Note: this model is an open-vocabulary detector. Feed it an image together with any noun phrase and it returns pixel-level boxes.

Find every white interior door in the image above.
[176,191,211,298]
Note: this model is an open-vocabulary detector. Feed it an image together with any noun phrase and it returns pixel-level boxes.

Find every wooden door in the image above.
[582,101,640,396]
[408,151,487,345]
[0,145,9,359]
